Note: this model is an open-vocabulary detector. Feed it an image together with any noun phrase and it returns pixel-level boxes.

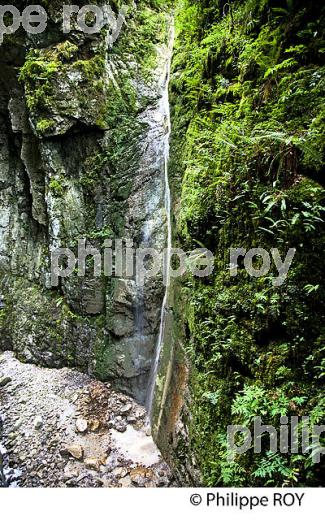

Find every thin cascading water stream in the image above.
[146,25,174,417]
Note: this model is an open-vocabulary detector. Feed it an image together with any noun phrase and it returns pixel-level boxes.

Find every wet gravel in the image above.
[0,351,173,488]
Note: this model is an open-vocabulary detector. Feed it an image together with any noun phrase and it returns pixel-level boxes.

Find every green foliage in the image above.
[36,118,55,135]
[19,41,107,130]
[19,50,59,111]
[170,0,325,486]
[48,178,65,197]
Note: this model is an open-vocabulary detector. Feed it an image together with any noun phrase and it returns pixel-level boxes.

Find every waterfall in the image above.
[146,25,174,417]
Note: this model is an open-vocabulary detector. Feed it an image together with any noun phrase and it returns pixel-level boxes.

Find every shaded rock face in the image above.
[0,1,172,404]
[151,0,325,488]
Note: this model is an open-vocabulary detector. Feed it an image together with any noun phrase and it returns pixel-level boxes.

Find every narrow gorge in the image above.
[0,0,177,487]
[1,0,325,488]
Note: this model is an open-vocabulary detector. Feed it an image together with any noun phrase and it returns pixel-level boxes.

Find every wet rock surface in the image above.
[0,351,173,488]
[0,2,173,406]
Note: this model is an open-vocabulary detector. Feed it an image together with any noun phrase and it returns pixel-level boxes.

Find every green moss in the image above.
[0,308,7,333]
[19,42,107,130]
[48,178,65,197]
[167,0,325,487]
[56,41,78,61]
[36,118,55,134]
[19,51,59,111]
[71,56,105,81]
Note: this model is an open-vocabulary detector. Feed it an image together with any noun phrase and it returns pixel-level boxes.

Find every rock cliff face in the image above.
[0,1,172,404]
[1,0,325,489]
[152,0,325,487]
